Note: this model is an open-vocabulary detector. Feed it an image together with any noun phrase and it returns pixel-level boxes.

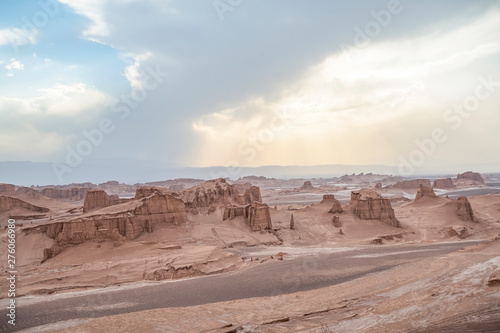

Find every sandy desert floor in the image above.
[0,174,499,332]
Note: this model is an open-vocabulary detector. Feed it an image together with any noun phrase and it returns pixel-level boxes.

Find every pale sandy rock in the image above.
[457,171,484,183]
[447,226,469,239]
[349,190,400,227]
[433,178,454,188]
[415,184,438,200]
[457,196,474,221]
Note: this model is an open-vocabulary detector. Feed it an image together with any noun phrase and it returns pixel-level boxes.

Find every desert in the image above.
[1,171,500,332]
[2,1,500,332]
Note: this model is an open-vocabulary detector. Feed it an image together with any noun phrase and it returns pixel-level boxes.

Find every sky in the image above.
[1,0,500,182]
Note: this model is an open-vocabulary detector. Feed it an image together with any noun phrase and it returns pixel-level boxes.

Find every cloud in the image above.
[0,28,36,46]
[5,59,24,70]
[122,52,152,89]
[190,9,500,167]
[0,83,114,159]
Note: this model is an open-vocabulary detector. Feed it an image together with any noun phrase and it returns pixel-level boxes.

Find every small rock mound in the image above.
[415,184,437,200]
[299,181,315,190]
[457,196,474,222]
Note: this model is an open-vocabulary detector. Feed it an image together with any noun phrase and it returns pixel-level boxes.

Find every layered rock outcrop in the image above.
[223,205,245,220]
[457,196,474,221]
[393,179,431,189]
[433,178,454,188]
[0,196,49,213]
[0,184,16,195]
[41,187,89,201]
[457,171,484,183]
[415,184,437,200]
[349,190,400,227]
[83,189,111,212]
[244,202,272,231]
[31,192,187,262]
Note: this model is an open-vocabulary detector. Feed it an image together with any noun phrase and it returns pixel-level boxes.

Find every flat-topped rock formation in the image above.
[0,183,16,195]
[457,171,484,183]
[244,202,272,231]
[415,185,438,200]
[41,187,89,201]
[433,178,454,188]
[0,195,49,214]
[457,196,474,221]
[83,189,111,212]
[393,179,431,189]
[349,190,400,227]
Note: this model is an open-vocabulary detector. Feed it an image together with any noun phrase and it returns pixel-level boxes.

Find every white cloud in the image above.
[122,52,152,89]
[0,83,114,158]
[0,28,36,46]
[57,0,109,37]
[191,10,500,167]
[5,59,24,70]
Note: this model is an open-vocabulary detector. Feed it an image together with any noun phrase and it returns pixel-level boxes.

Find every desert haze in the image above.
[1,1,500,332]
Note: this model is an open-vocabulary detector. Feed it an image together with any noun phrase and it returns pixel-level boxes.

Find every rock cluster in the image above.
[433,178,454,188]
[457,171,484,183]
[393,179,431,188]
[415,184,437,200]
[83,189,111,212]
[33,192,187,262]
[349,190,400,227]
[222,205,245,220]
[41,187,89,201]
[457,196,474,221]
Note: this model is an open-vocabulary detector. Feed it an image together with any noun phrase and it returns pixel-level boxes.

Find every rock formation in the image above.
[41,187,89,201]
[457,171,484,183]
[31,192,187,262]
[223,205,245,220]
[244,202,272,231]
[415,184,438,200]
[349,190,400,227]
[375,182,382,190]
[0,184,16,195]
[83,189,111,212]
[457,196,474,222]
[393,179,431,189]
[299,181,315,190]
[332,216,341,227]
[433,178,454,188]
[290,214,295,229]
[0,196,49,213]
[179,179,262,208]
